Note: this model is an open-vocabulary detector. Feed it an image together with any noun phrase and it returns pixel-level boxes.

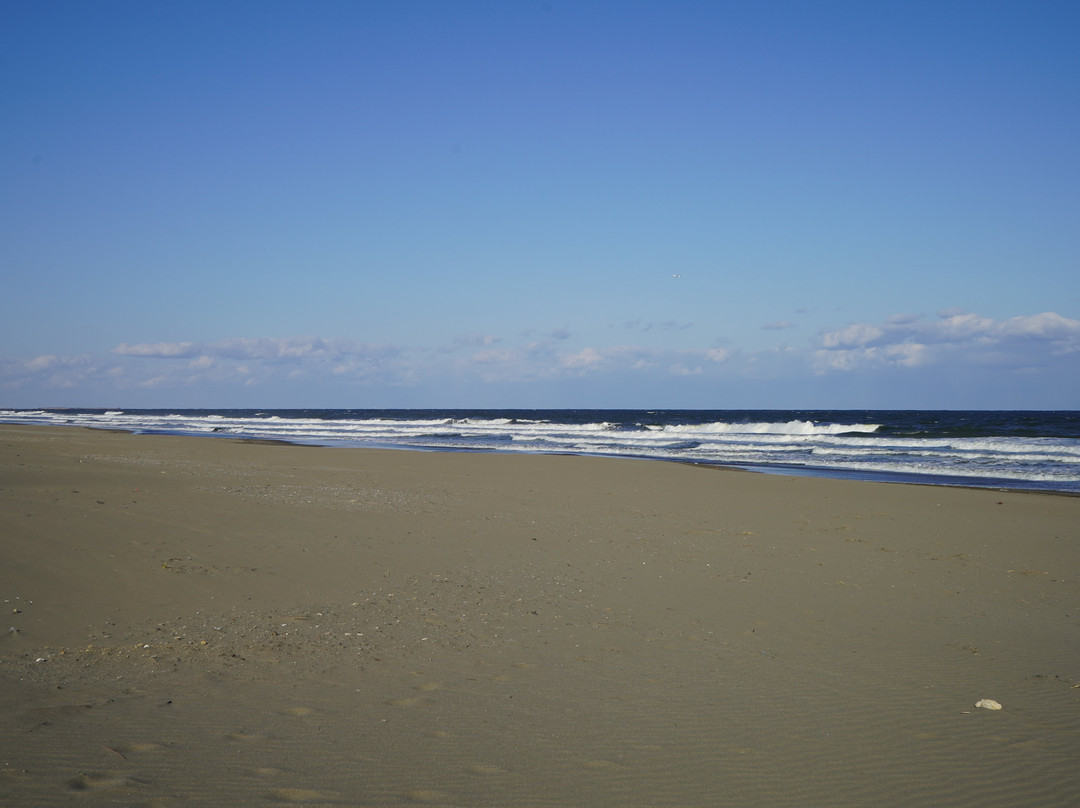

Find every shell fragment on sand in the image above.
[974,699,1003,710]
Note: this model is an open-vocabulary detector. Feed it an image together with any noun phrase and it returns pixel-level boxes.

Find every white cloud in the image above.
[114,342,200,358]
[91,336,408,390]
[560,347,607,370]
[883,343,928,367]
[112,336,397,364]
[520,327,573,341]
[473,348,521,364]
[812,347,869,372]
[462,341,726,384]
[937,306,967,318]
[670,363,703,376]
[998,311,1080,343]
[25,354,61,371]
[211,336,392,362]
[819,323,885,349]
[442,333,502,353]
[929,312,997,341]
[814,310,1080,373]
[1,353,118,392]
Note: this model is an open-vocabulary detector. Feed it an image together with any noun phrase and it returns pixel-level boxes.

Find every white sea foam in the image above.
[657,419,881,436]
[2,410,1077,491]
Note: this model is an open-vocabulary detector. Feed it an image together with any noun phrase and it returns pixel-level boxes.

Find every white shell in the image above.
[974,699,1003,710]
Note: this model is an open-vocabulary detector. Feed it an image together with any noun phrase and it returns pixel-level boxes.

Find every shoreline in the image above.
[2,423,1078,806]
[8,420,1080,497]
[3,408,1078,497]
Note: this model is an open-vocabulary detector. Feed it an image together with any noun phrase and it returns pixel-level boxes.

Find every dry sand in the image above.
[1,424,1078,807]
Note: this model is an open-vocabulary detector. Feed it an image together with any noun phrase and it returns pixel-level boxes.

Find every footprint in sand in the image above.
[387,696,427,707]
[67,770,141,791]
[466,763,508,775]
[268,786,334,802]
[404,788,449,803]
[225,731,267,743]
[114,742,166,755]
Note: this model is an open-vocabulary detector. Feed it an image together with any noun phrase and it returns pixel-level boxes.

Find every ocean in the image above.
[2,408,1079,494]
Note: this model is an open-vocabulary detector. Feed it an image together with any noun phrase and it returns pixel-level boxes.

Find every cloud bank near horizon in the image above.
[3,309,1078,408]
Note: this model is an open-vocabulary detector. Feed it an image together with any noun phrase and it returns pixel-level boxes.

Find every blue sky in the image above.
[3,0,1078,409]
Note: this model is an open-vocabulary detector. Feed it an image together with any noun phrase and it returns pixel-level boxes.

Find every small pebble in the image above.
[974,699,1003,710]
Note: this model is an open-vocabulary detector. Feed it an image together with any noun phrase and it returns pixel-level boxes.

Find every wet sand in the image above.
[1,424,1078,807]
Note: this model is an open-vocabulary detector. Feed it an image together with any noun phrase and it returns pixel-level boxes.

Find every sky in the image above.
[2,0,1079,410]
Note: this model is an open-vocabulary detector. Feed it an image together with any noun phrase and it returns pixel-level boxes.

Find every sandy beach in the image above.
[1,424,1078,807]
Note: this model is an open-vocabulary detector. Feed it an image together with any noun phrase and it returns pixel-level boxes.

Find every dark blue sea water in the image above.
[3,408,1079,494]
